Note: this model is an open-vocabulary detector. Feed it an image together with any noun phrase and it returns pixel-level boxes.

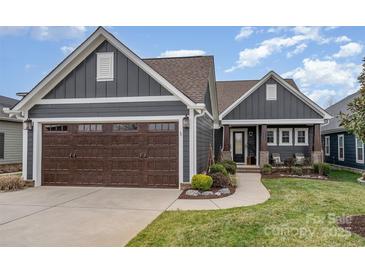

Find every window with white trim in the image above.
[325,136,330,156]
[338,134,345,161]
[355,137,364,164]
[96,52,114,81]
[266,84,277,101]
[294,128,308,146]
[279,128,292,146]
[267,128,277,145]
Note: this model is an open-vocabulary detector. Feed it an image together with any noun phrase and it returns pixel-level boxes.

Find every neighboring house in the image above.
[0,95,22,166]
[5,27,331,188]
[321,92,365,171]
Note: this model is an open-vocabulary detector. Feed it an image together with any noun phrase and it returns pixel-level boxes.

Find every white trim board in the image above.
[325,136,330,156]
[222,119,326,125]
[30,115,185,188]
[355,137,364,164]
[338,134,345,161]
[38,96,180,105]
[219,71,332,120]
[12,27,196,113]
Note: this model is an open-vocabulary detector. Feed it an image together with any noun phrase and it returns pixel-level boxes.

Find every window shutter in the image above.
[97,52,114,81]
[0,132,4,159]
[266,84,277,100]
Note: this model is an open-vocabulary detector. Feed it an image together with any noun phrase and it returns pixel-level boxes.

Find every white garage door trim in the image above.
[31,116,185,188]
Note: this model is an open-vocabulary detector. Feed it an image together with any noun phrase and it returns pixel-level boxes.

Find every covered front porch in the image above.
[221,122,323,167]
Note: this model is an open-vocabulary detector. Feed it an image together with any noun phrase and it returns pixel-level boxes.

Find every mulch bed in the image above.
[179,186,236,200]
[337,215,365,238]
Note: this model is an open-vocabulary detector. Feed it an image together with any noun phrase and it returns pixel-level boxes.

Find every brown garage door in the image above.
[42,122,178,188]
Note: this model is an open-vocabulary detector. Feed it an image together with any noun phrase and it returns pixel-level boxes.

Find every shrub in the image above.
[0,175,25,192]
[262,164,272,175]
[291,166,303,176]
[209,164,228,176]
[313,163,331,176]
[210,172,231,188]
[219,160,237,175]
[191,174,213,191]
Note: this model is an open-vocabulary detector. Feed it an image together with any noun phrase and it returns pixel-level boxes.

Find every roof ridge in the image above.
[143,55,213,60]
[217,78,295,83]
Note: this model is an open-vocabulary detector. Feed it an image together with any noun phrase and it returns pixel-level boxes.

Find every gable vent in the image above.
[97,52,114,81]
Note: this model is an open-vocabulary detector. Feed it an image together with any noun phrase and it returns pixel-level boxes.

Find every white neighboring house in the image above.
[0,95,22,166]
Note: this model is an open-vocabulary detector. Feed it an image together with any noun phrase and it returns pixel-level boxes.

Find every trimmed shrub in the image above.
[313,163,331,176]
[262,164,272,175]
[209,164,228,176]
[0,175,25,192]
[191,174,213,191]
[291,166,303,176]
[219,160,237,175]
[210,172,231,188]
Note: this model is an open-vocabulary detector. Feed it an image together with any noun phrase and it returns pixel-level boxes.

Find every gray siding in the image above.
[196,113,214,173]
[43,41,172,99]
[183,127,190,181]
[224,78,321,120]
[265,125,314,161]
[27,129,33,180]
[29,101,187,118]
[323,132,365,170]
[0,121,22,164]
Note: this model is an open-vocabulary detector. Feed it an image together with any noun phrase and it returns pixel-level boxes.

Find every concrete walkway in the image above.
[168,173,270,210]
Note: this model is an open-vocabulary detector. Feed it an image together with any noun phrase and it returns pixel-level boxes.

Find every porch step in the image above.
[237,166,262,173]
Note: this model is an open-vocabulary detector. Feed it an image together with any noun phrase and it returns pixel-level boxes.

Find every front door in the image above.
[233,131,245,163]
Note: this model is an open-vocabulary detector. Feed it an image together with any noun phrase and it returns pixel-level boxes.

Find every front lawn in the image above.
[127,170,365,246]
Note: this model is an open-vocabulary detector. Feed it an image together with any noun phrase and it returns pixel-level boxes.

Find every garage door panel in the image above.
[42,122,178,188]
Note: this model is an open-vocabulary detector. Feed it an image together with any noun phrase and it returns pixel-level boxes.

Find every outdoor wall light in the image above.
[183,114,190,128]
[23,119,33,131]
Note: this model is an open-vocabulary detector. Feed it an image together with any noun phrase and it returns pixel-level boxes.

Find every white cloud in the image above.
[333,42,363,58]
[304,89,338,108]
[334,35,351,43]
[60,45,75,55]
[235,27,254,40]
[24,64,36,70]
[286,43,307,58]
[158,49,206,58]
[0,26,88,41]
[282,58,361,89]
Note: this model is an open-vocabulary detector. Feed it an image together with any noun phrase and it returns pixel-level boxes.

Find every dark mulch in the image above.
[179,186,236,200]
[338,215,365,238]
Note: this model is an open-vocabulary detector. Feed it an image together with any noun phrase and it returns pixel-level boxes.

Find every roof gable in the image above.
[219,71,331,120]
[11,27,197,112]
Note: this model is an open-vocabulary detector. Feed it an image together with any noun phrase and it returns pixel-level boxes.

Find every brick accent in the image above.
[260,151,269,167]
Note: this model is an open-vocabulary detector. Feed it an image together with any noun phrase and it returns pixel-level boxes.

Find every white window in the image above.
[96,52,114,81]
[267,128,277,146]
[266,84,277,101]
[325,136,330,156]
[294,128,308,146]
[279,128,292,146]
[338,134,345,161]
[355,137,364,164]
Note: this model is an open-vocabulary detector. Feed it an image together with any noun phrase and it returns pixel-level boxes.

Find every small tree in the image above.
[340,57,365,143]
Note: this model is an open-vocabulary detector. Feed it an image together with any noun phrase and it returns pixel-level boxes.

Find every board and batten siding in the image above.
[196,113,214,174]
[27,101,190,182]
[43,41,171,99]
[223,78,322,120]
[0,121,22,164]
[323,132,365,170]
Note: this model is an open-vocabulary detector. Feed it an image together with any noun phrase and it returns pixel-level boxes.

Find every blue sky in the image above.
[0,26,364,108]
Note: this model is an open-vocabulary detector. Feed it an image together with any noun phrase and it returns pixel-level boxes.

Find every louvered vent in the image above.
[96,52,114,81]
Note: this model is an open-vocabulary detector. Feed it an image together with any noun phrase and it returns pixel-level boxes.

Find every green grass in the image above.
[127,169,365,246]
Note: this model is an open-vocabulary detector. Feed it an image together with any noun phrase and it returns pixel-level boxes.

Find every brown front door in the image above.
[42,122,179,188]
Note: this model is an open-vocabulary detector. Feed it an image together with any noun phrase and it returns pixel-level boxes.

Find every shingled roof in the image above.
[216,79,299,114]
[321,91,360,134]
[143,56,214,103]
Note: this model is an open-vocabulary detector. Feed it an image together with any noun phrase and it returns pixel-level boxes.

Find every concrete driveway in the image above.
[0,186,180,246]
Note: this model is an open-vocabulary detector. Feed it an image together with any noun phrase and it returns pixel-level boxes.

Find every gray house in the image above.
[321,92,365,171]
[5,27,331,188]
[0,95,22,167]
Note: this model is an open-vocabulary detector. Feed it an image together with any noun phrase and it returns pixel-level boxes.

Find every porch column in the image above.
[312,124,323,164]
[222,125,232,160]
[259,125,269,167]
